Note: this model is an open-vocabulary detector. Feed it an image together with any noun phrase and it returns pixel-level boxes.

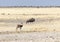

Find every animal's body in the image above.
[26,18,35,23]
[16,24,23,31]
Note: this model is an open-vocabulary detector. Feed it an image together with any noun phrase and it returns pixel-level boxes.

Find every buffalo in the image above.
[26,18,35,23]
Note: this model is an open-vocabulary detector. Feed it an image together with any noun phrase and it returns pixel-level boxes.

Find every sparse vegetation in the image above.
[1,13,5,15]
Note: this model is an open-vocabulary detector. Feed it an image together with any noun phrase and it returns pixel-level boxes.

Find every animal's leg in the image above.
[20,27,21,30]
[16,27,18,32]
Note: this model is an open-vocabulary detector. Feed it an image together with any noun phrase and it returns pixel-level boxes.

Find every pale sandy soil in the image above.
[0,32,60,42]
[0,7,60,42]
[0,14,60,42]
[0,7,60,14]
[0,14,60,32]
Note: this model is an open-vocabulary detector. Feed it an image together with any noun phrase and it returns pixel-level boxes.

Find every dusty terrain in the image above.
[0,14,60,42]
[0,32,60,42]
[0,7,60,42]
[0,14,60,32]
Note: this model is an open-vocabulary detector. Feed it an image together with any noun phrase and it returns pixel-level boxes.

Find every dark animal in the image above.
[26,18,35,23]
[16,24,23,31]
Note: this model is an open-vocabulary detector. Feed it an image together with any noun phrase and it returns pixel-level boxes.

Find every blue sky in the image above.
[0,0,60,6]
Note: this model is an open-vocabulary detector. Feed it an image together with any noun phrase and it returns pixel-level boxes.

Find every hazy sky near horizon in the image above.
[0,0,60,6]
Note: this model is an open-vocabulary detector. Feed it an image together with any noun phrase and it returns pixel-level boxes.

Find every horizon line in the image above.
[0,6,60,8]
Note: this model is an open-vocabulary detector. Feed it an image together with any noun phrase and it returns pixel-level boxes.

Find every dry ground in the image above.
[0,31,60,42]
[0,14,60,32]
[0,14,60,42]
